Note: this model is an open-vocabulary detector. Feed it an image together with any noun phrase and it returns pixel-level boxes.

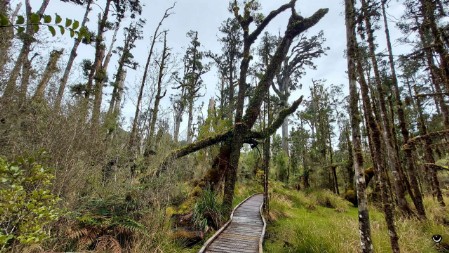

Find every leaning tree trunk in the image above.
[414,88,446,207]
[146,32,169,152]
[356,49,400,253]
[361,0,413,217]
[55,0,92,111]
[129,4,174,152]
[3,0,50,100]
[381,1,426,218]
[345,0,373,251]
[33,49,64,100]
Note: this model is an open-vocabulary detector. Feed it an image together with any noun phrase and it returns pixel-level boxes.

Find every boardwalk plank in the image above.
[199,194,265,253]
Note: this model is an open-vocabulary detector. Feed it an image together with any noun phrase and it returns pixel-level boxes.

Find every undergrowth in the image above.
[265,182,449,253]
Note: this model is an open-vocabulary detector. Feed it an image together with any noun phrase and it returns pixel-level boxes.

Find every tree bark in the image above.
[345,0,373,251]
[33,49,64,100]
[360,0,413,217]
[128,4,174,152]
[55,0,92,111]
[146,32,169,152]
[3,0,50,100]
[381,0,426,218]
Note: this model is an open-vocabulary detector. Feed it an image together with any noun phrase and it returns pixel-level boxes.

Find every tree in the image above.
[172,31,209,143]
[157,0,327,216]
[128,4,174,153]
[55,0,92,111]
[273,31,328,156]
[345,0,373,251]
[3,0,51,100]
[106,19,144,140]
[145,31,170,154]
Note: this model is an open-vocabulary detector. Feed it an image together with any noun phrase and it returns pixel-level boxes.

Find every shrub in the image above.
[192,189,223,230]
[0,156,62,251]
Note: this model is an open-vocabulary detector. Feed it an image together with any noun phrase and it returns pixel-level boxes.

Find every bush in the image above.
[0,156,62,251]
[192,189,223,230]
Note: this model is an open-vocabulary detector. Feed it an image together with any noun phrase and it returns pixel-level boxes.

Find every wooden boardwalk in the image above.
[199,194,266,253]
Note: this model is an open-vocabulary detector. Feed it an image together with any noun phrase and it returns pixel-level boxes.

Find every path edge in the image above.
[198,193,262,253]
[258,197,267,253]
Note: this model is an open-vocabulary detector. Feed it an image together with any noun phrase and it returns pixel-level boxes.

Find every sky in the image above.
[22,0,405,140]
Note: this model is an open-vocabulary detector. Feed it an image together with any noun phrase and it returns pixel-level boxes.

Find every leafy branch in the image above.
[0,13,90,41]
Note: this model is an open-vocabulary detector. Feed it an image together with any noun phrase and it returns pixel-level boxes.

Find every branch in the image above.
[155,129,233,176]
[247,1,295,44]
[414,92,449,98]
[250,96,303,139]
[404,129,449,149]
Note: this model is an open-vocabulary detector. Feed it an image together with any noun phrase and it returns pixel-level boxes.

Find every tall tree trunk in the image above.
[356,50,400,252]
[381,0,426,218]
[414,87,446,206]
[3,0,50,100]
[186,96,194,143]
[33,49,64,100]
[415,15,449,127]
[0,2,20,83]
[55,0,92,111]
[361,0,413,217]
[345,1,373,252]
[129,5,174,152]
[86,0,112,128]
[146,32,169,152]
[263,89,270,213]
[420,0,449,94]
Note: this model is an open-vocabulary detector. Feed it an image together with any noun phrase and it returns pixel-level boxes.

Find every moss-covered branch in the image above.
[403,129,449,149]
[249,96,303,139]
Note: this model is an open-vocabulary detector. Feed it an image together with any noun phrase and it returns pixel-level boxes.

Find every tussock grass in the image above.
[265,183,449,253]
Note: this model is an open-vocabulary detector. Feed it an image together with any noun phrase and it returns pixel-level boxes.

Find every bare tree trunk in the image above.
[186,96,194,143]
[414,87,446,207]
[55,0,92,111]
[3,0,50,100]
[381,1,426,218]
[146,32,169,152]
[415,14,449,127]
[33,49,64,100]
[129,4,174,152]
[420,0,449,94]
[86,0,112,129]
[0,2,21,82]
[345,0,373,251]
[361,0,413,217]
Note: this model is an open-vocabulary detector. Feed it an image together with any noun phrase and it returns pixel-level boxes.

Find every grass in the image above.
[264,182,449,253]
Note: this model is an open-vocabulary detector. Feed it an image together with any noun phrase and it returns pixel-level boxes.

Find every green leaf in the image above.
[43,15,52,23]
[16,15,25,25]
[55,14,62,24]
[65,18,72,27]
[48,26,56,36]
[58,25,65,35]
[69,28,74,38]
[17,26,25,34]
[30,13,40,24]
[0,14,9,26]
[33,24,39,33]
[72,20,79,30]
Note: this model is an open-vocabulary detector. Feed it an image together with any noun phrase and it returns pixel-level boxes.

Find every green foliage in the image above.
[0,12,90,42]
[274,149,289,183]
[0,156,62,251]
[192,189,223,230]
[68,194,147,251]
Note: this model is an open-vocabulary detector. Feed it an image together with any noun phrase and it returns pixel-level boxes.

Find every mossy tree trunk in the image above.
[345,0,373,251]
[55,0,92,111]
[381,0,426,218]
